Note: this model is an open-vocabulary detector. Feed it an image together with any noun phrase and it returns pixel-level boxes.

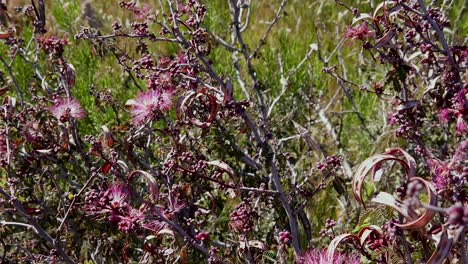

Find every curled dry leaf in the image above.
[372,1,400,18]
[116,160,130,175]
[327,226,388,264]
[0,86,8,96]
[207,160,240,197]
[0,31,13,39]
[128,170,160,203]
[352,148,415,208]
[327,233,359,264]
[427,225,465,264]
[371,191,419,221]
[176,89,219,128]
[370,177,437,230]
[357,225,383,246]
[396,177,437,230]
[374,30,395,49]
[239,240,266,250]
[101,125,114,148]
[2,96,16,119]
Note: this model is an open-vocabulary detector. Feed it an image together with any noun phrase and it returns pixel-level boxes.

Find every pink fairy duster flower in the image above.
[117,208,145,234]
[345,22,373,40]
[135,4,151,20]
[85,184,129,215]
[452,141,468,163]
[298,249,361,264]
[158,89,174,111]
[50,97,86,122]
[438,109,453,123]
[456,115,468,135]
[127,89,174,125]
[427,159,450,191]
[106,184,129,209]
[142,218,167,233]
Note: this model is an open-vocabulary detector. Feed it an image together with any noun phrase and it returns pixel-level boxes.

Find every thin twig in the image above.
[0,188,75,263]
[0,56,25,109]
[56,171,98,233]
[250,0,287,60]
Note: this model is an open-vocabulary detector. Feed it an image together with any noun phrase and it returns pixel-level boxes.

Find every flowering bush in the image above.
[0,0,466,263]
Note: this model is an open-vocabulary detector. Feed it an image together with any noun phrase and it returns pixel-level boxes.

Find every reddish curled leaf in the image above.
[128,170,160,203]
[207,160,240,196]
[62,63,75,88]
[372,1,399,18]
[394,177,437,230]
[385,148,416,177]
[427,225,465,264]
[3,96,16,119]
[100,162,112,175]
[370,178,437,230]
[0,86,8,96]
[371,192,419,220]
[327,234,360,264]
[374,30,395,49]
[186,93,218,128]
[101,125,114,148]
[176,89,219,128]
[176,90,196,123]
[0,32,13,39]
[116,160,130,174]
[357,225,383,246]
[352,148,415,208]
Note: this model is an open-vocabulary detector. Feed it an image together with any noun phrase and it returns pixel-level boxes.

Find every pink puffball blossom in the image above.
[456,115,468,135]
[438,108,453,123]
[129,89,174,125]
[107,184,129,209]
[344,22,373,40]
[50,97,86,122]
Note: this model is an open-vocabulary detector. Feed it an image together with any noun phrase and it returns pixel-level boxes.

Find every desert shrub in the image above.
[0,0,466,263]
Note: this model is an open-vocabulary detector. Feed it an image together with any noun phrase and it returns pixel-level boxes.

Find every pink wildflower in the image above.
[452,141,468,162]
[159,89,174,111]
[85,184,129,215]
[129,89,174,125]
[106,184,129,209]
[438,108,453,123]
[427,159,450,191]
[134,4,151,20]
[456,115,468,135]
[298,249,361,264]
[116,208,145,234]
[345,22,373,40]
[50,97,86,122]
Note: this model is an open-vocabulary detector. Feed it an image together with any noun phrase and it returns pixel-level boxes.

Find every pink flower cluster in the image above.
[50,97,86,122]
[129,89,174,125]
[39,36,68,57]
[85,184,165,234]
[344,23,373,40]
